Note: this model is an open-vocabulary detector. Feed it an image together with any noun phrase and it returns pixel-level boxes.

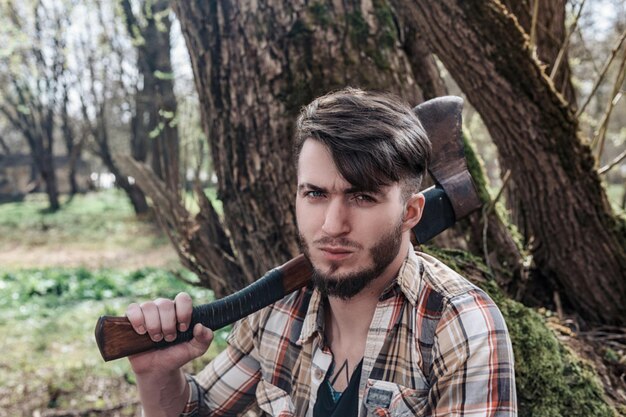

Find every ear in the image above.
[402,193,425,232]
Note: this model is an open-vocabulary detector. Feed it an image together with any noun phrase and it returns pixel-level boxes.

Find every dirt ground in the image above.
[0,243,180,270]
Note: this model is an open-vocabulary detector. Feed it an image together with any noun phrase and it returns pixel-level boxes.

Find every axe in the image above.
[95,96,482,361]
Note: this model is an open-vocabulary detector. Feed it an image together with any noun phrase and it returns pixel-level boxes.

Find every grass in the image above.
[0,190,168,250]
[0,189,230,416]
[0,267,231,416]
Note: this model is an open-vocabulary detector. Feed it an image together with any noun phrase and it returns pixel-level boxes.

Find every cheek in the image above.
[295,199,317,234]
[357,210,402,239]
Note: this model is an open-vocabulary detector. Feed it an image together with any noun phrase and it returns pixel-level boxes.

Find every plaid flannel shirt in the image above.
[181,250,517,417]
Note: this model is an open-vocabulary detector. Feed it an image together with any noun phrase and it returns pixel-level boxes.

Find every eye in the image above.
[353,194,376,204]
[304,190,325,199]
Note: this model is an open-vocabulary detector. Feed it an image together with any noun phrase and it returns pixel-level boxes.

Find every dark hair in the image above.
[294,87,431,200]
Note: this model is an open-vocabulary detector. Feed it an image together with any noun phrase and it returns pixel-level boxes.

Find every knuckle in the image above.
[154,298,174,309]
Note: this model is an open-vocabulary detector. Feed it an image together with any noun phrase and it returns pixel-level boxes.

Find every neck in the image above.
[324,240,411,348]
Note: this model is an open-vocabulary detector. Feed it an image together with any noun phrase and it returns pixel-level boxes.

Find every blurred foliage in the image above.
[0,266,230,415]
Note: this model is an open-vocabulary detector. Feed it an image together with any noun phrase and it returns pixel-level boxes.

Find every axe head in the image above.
[411,96,483,244]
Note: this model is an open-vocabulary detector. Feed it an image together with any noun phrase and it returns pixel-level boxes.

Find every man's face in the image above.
[295,139,411,299]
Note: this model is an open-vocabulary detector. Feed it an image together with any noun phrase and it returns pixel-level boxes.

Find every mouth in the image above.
[318,246,354,261]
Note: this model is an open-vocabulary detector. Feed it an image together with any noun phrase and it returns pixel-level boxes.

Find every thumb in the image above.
[186,323,213,358]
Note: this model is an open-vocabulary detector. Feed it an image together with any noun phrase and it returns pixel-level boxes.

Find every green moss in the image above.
[481,280,617,417]
[372,0,397,49]
[421,248,618,416]
[421,245,489,276]
[309,2,331,29]
[347,11,369,46]
[462,129,492,204]
[367,47,389,70]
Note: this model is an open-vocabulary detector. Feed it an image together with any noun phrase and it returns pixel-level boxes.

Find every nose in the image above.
[321,198,350,236]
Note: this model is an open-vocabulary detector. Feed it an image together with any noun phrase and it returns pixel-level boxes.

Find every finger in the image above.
[125,303,147,335]
[155,298,177,342]
[174,292,193,332]
[140,301,163,342]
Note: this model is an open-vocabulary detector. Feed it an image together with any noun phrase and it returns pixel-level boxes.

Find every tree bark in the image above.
[394,0,626,325]
[500,0,577,107]
[172,0,422,282]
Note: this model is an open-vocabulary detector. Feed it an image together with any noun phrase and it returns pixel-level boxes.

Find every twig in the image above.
[482,170,512,273]
[550,0,586,80]
[577,28,626,118]
[553,290,564,321]
[599,148,626,175]
[529,0,540,51]
[591,47,626,155]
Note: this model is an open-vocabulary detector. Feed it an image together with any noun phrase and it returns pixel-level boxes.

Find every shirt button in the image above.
[314,367,324,380]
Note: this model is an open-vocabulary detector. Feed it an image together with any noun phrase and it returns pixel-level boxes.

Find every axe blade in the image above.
[412,96,483,244]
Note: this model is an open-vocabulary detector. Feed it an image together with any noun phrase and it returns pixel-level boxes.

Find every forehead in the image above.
[297,139,347,187]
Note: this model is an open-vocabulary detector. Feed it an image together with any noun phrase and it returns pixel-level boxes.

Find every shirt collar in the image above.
[393,248,423,305]
[298,286,325,345]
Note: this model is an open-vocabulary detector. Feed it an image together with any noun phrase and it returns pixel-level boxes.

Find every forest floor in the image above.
[0,191,227,417]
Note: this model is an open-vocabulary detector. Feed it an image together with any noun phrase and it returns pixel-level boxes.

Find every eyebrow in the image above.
[297,182,383,196]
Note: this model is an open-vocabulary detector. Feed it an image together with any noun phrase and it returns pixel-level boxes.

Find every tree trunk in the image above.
[395,0,626,325]
[37,148,60,211]
[500,0,577,248]
[62,87,81,196]
[172,0,422,282]
[122,0,180,192]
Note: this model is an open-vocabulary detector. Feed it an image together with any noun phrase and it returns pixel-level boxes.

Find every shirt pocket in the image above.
[363,379,429,417]
[255,379,296,417]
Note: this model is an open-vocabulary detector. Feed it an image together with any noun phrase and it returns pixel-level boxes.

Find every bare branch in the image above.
[598,148,626,175]
[529,0,540,50]
[591,46,626,157]
[118,156,246,296]
[0,135,10,155]
[577,28,626,118]
[482,169,512,274]
[549,0,585,80]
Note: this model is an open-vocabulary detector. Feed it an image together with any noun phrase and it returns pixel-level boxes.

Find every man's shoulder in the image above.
[230,285,315,343]
[407,250,502,321]
[410,250,479,300]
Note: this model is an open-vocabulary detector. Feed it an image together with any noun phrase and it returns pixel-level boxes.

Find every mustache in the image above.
[313,237,363,249]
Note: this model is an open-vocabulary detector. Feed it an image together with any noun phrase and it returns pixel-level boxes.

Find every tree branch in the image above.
[598,148,626,175]
[549,0,585,80]
[591,47,626,158]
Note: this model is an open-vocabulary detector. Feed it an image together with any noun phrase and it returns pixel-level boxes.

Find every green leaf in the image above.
[154,70,174,80]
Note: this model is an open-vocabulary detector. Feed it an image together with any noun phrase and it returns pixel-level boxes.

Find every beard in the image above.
[298,220,404,300]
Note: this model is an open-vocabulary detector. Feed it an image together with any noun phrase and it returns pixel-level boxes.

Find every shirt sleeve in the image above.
[428,289,517,417]
[180,318,263,417]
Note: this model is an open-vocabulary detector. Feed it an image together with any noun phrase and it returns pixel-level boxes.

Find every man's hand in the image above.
[125,292,213,376]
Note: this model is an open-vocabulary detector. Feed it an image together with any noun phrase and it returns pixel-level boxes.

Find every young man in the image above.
[125,88,517,416]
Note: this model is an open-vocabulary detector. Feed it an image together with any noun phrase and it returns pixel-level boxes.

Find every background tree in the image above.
[0,0,69,211]
[166,0,426,290]
[393,0,626,325]
[72,0,151,214]
[120,0,181,192]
